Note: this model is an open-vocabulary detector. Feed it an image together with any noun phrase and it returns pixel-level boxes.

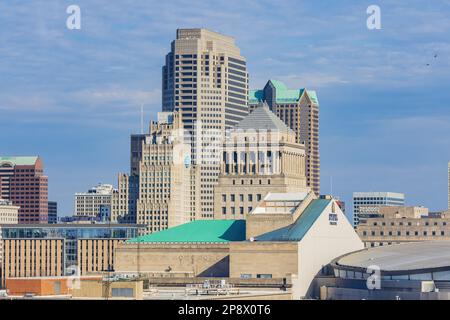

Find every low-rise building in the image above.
[115,191,363,299]
[0,223,144,287]
[214,104,310,220]
[355,206,450,247]
[75,184,115,218]
[0,199,19,224]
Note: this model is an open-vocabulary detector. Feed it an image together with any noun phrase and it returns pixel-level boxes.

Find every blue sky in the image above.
[1,0,450,217]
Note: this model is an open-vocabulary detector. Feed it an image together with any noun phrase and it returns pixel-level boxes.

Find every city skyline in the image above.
[2,1,450,215]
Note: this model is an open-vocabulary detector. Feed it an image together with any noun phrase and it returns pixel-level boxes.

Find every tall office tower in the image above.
[74,184,115,218]
[162,28,249,219]
[111,173,136,223]
[214,103,310,220]
[47,201,57,224]
[0,156,48,224]
[352,192,405,227]
[136,112,191,233]
[249,80,320,195]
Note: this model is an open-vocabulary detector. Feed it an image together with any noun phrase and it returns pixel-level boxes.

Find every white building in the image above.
[231,192,364,299]
[353,192,405,227]
[75,184,115,218]
[0,199,19,224]
[0,199,19,270]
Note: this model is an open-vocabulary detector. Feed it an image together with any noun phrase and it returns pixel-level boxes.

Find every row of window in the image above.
[221,194,262,203]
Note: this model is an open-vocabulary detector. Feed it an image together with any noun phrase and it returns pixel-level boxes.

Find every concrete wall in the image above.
[72,279,143,300]
[295,200,364,299]
[245,215,294,239]
[229,242,298,279]
[115,243,230,277]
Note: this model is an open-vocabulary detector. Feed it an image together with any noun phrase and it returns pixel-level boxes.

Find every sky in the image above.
[1,0,450,217]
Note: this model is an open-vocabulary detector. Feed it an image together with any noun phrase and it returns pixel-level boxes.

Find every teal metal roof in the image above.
[249,89,264,104]
[127,220,246,243]
[255,199,331,242]
[0,156,38,166]
[306,90,319,105]
[248,80,319,105]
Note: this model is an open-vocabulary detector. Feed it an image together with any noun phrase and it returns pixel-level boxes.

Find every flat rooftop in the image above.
[335,241,450,273]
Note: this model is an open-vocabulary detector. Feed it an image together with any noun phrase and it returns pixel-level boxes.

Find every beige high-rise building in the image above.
[135,112,191,233]
[214,104,310,220]
[249,80,320,195]
[162,28,249,219]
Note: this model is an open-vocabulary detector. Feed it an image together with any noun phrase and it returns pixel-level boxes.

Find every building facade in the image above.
[352,192,405,227]
[214,104,309,220]
[162,28,249,219]
[0,199,19,225]
[0,223,143,286]
[355,206,450,247]
[0,156,48,224]
[136,112,192,233]
[115,192,363,300]
[249,80,320,195]
[48,201,57,224]
[75,184,115,218]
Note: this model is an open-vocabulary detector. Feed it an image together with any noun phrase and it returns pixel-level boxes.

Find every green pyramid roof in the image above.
[127,220,246,243]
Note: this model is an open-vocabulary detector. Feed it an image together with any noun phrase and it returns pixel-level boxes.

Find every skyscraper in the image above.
[0,156,48,223]
[352,192,405,227]
[162,28,249,218]
[249,80,320,195]
[136,112,191,233]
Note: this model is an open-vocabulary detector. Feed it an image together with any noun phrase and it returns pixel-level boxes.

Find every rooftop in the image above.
[0,156,38,166]
[127,220,246,244]
[254,199,331,241]
[235,103,294,134]
[249,80,318,105]
[334,241,450,274]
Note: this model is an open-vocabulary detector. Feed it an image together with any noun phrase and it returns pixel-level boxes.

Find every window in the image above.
[257,274,272,279]
[239,207,244,214]
[248,207,252,213]
[240,274,252,279]
[248,194,253,202]
[222,194,226,202]
[231,207,236,215]
[257,194,262,201]
[231,194,235,202]
[222,207,226,215]
[239,194,244,202]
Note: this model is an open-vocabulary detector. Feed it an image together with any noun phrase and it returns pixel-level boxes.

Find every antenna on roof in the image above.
[330,176,333,197]
[140,104,144,134]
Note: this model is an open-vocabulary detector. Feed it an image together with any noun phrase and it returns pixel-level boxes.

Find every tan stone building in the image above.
[162,28,249,219]
[114,192,362,299]
[355,206,450,247]
[249,80,320,195]
[214,104,309,220]
[135,112,191,234]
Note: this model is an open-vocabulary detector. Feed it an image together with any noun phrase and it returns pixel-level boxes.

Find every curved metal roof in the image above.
[334,241,450,274]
